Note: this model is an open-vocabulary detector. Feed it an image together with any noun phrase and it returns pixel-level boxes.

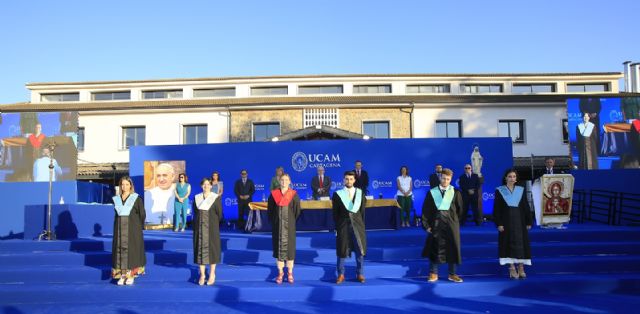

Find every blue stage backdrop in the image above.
[130,138,513,220]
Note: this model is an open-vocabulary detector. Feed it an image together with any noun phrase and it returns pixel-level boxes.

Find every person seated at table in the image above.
[334,171,367,284]
[311,166,332,200]
[267,173,302,284]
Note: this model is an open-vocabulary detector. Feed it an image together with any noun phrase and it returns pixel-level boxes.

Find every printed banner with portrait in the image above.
[0,111,78,182]
[143,160,186,226]
[532,174,575,226]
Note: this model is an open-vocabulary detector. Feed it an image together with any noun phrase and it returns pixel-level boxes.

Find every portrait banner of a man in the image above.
[143,160,186,227]
[532,174,574,227]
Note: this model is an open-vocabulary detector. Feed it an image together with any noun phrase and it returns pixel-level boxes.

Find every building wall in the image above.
[413,103,569,157]
[339,107,411,138]
[230,109,303,142]
[78,110,229,163]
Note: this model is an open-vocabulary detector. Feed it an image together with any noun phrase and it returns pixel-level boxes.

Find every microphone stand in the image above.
[38,142,57,241]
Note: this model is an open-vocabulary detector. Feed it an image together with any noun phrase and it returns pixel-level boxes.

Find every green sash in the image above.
[113,193,139,216]
[336,188,363,213]
[430,186,454,211]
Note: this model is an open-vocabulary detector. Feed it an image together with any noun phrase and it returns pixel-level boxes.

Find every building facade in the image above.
[0,72,624,180]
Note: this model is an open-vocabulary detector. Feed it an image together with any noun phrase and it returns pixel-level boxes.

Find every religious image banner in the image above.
[567,97,640,170]
[143,160,186,226]
[532,174,575,226]
[0,111,79,182]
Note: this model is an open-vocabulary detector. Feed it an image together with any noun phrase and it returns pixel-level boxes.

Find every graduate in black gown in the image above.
[112,176,146,286]
[422,168,464,283]
[192,177,222,286]
[576,112,599,169]
[333,171,367,284]
[267,173,301,284]
[493,169,532,279]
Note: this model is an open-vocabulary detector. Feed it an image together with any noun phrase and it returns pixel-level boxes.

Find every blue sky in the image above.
[1,0,639,103]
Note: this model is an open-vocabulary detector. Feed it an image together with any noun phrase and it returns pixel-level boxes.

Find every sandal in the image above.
[518,264,527,279]
[509,266,519,279]
[206,274,216,286]
[275,272,284,284]
[287,272,294,284]
[198,274,206,286]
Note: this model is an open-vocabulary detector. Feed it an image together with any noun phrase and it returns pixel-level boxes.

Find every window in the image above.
[183,124,208,144]
[92,91,131,101]
[253,122,280,141]
[353,85,392,94]
[562,119,569,144]
[460,84,503,94]
[498,120,525,143]
[41,93,80,102]
[122,126,145,149]
[435,120,462,138]
[250,86,288,96]
[303,108,339,128]
[567,83,609,93]
[406,84,450,93]
[512,84,556,93]
[142,90,183,99]
[363,121,390,138]
[193,88,235,98]
[298,85,344,94]
[78,127,85,151]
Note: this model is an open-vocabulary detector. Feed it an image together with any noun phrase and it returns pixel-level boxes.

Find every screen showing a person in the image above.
[0,111,79,182]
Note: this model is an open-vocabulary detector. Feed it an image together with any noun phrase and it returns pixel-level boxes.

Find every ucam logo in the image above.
[291,152,308,172]
[292,182,308,190]
[372,180,393,189]
[413,179,429,189]
[482,192,495,201]
[332,182,344,190]
[225,198,238,207]
[254,184,265,191]
[609,110,623,122]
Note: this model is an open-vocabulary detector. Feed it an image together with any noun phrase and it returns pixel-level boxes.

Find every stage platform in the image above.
[1,223,639,313]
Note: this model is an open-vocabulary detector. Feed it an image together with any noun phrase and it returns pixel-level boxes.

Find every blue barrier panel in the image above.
[130,138,513,221]
[23,204,114,240]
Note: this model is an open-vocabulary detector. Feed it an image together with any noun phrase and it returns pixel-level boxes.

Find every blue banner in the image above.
[130,138,513,220]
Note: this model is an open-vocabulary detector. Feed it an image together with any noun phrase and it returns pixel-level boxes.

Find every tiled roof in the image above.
[25,72,623,86]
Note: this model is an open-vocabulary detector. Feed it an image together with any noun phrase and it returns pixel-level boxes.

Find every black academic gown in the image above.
[332,190,367,258]
[421,188,463,264]
[192,195,223,264]
[267,193,302,260]
[576,124,599,170]
[112,196,146,271]
[493,187,532,260]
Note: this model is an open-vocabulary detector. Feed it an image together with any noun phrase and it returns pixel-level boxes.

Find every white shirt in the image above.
[396,175,413,196]
[346,186,356,199]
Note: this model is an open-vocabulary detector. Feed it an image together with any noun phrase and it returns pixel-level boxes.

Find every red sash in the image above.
[633,120,640,133]
[271,189,297,206]
[29,134,45,148]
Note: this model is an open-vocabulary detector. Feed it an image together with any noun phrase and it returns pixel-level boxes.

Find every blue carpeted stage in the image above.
[1,223,639,313]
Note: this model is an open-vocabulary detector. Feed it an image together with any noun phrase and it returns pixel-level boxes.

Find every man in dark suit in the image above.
[428,164,443,189]
[311,166,332,200]
[458,164,482,226]
[353,160,369,195]
[534,157,565,181]
[234,169,255,229]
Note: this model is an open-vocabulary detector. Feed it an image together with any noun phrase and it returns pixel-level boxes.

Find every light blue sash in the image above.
[195,192,218,211]
[113,193,139,216]
[430,186,454,211]
[578,122,594,137]
[497,185,524,207]
[336,188,363,213]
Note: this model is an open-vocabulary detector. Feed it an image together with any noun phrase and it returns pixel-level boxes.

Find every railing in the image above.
[617,192,640,226]
[571,190,640,226]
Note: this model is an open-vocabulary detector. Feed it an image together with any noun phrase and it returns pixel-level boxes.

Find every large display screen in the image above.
[0,112,78,182]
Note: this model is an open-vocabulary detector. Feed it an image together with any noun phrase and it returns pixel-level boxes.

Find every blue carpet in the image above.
[1,223,639,313]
